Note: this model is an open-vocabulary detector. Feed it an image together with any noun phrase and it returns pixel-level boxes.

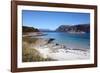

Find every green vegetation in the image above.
[22,37,54,62]
[23,26,39,32]
[23,37,37,44]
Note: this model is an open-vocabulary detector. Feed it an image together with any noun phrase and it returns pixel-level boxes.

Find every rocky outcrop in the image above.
[23,26,39,32]
[56,24,90,33]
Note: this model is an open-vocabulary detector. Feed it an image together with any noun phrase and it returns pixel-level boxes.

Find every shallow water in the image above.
[31,32,90,49]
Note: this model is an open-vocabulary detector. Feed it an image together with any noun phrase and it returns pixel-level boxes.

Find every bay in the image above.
[30,32,90,49]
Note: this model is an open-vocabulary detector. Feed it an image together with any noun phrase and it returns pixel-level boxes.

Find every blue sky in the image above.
[22,10,90,30]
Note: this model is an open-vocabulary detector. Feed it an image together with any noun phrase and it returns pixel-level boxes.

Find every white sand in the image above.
[34,46,90,60]
[29,38,90,60]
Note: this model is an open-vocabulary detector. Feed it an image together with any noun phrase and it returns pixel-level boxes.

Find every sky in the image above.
[22,10,90,30]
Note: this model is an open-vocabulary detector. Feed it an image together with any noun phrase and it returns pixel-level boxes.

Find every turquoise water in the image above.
[35,32,90,49]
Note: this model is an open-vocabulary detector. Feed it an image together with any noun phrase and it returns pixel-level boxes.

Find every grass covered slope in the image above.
[22,37,53,62]
[22,26,39,32]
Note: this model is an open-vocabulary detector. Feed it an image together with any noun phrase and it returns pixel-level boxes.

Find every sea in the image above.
[32,32,90,49]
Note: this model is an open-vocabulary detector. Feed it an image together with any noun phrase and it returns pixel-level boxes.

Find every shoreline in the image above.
[22,37,90,62]
[23,32,90,49]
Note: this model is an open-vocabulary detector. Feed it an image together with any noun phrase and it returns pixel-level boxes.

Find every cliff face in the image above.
[56,24,90,33]
[22,26,39,32]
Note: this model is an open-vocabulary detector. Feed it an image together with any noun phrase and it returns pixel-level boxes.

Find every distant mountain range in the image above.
[39,29,53,32]
[23,24,90,33]
[56,24,90,33]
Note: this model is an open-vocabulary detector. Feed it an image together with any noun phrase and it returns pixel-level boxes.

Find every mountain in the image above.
[39,29,54,32]
[22,26,39,32]
[56,24,90,33]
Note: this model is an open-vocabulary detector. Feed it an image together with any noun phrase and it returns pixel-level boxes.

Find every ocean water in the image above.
[33,32,90,49]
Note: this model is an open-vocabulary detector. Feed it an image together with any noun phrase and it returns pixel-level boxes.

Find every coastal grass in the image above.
[23,37,37,44]
[22,47,53,62]
[22,37,53,62]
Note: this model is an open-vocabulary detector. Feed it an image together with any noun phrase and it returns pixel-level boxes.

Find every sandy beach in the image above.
[22,36,90,62]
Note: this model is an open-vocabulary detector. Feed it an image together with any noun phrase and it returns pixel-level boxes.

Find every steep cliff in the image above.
[56,24,90,33]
